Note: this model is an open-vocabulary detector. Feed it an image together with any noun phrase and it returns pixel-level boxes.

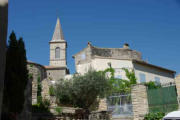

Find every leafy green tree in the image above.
[3,31,28,115]
[54,69,111,111]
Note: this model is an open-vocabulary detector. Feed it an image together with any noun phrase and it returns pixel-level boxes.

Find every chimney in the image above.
[88,41,92,46]
[123,43,129,49]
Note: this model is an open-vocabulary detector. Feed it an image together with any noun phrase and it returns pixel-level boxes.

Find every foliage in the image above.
[54,69,111,110]
[55,107,62,114]
[122,68,137,85]
[28,73,33,79]
[37,75,41,97]
[37,75,42,104]
[32,99,50,113]
[49,86,55,96]
[145,81,161,89]
[3,31,28,114]
[30,64,33,67]
[144,112,165,120]
[103,67,137,93]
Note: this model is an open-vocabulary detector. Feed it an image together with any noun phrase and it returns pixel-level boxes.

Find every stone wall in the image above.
[46,68,66,81]
[73,43,92,66]
[91,46,142,61]
[27,62,47,104]
[131,84,149,120]
[97,85,149,120]
[175,74,180,108]
[73,43,142,69]
[0,1,8,119]
[49,42,67,67]
[97,98,107,111]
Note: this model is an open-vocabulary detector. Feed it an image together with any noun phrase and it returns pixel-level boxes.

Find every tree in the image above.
[54,69,111,111]
[2,31,28,116]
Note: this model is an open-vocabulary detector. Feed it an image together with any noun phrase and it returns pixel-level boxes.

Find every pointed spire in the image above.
[52,17,65,41]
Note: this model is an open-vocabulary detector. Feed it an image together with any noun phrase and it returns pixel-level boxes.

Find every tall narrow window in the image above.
[55,47,60,59]
[139,73,146,83]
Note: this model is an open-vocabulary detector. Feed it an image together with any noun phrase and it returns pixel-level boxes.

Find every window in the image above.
[55,47,60,59]
[155,77,160,84]
[81,53,86,60]
[139,73,146,83]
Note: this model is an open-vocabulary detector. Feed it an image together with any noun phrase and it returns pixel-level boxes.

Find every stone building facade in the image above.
[28,18,69,104]
[27,17,177,120]
[0,0,8,119]
[73,42,176,84]
[27,61,47,104]
[175,74,180,109]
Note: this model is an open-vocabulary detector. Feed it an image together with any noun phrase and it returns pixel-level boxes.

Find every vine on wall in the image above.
[102,65,137,94]
[37,75,42,103]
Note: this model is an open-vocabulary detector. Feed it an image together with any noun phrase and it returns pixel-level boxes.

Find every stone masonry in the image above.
[175,74,180,109]
[96,84,149,120]
[98,98,108,111]
[27,62,48,104]
[131,84,149,120]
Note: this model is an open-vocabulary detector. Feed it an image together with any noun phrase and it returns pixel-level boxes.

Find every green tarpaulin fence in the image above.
[147,86,178,113]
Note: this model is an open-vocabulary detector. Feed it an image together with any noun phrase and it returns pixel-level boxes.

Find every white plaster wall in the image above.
[133,63,175,84]
[76,62,92,74]
[76,58,134,80]
[92,58,134,80]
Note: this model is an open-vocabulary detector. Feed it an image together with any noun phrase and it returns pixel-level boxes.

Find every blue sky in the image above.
[8,0,180,74]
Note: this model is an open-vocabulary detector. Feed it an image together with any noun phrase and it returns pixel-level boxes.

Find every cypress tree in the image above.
[3,31,28,116]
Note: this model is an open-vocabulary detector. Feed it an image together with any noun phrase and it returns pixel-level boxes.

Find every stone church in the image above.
[28,18,69,104]
[28,17,176,105]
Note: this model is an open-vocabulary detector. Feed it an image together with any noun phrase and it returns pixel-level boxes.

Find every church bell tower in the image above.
[49,18,67,67]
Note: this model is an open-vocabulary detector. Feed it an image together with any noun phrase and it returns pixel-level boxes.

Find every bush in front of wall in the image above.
[144,81,161,89]
[144,112,165,120]
[32,99,50,113]
[55,107,62,114]
[49,86,55,96]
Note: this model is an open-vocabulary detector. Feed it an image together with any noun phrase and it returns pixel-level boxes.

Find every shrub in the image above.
[55,107,62,114]
[32,99,50,113]
[30,64,33,67]
[144,81,161,89]
[49,86,55,96]
[28,73,33,79]
[54,69,111,110]
[144,112,165,120]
